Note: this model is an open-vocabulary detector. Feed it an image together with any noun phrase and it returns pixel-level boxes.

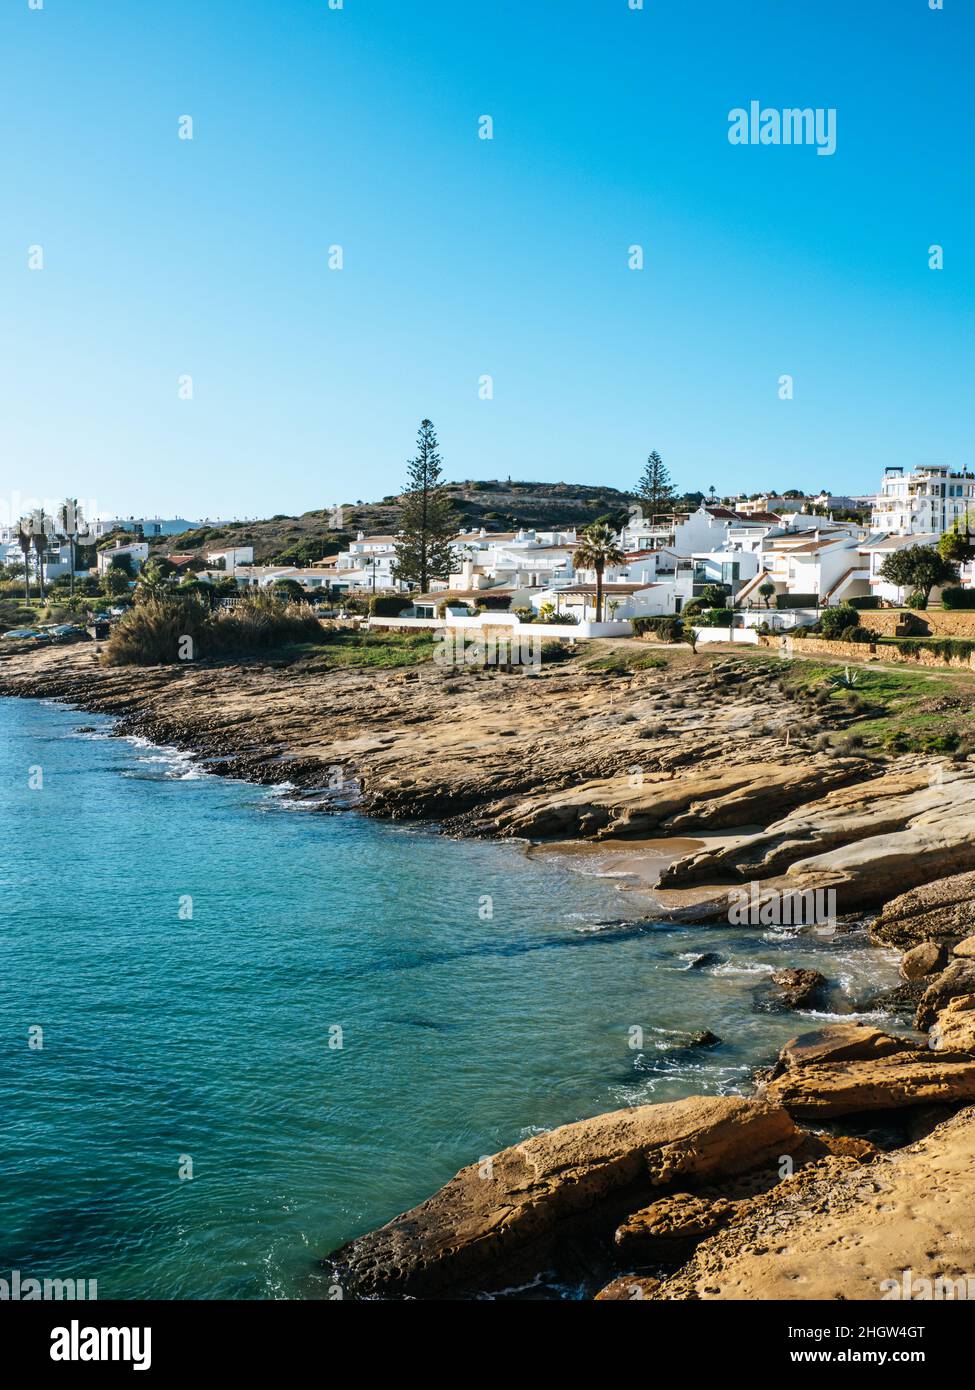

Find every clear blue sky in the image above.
[2,0,971,519]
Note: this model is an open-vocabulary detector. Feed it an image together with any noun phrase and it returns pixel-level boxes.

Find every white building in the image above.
[93,517,208,538]
[206,545,254,569]
[735,529,873,610]
[858,533,953,606]
[871,465,975,536]
[96,541,149,576]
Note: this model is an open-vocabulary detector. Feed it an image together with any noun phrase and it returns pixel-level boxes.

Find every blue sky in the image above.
[2,0,971,519]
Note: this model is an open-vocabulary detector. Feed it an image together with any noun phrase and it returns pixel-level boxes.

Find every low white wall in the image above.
[690,626,760,645]
[737,607,819,631]
[368,615,633,639]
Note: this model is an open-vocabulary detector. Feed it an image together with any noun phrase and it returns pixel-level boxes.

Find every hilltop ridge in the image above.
[149,481,642,566]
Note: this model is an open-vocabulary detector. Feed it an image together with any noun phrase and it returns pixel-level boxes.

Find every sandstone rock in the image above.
[768,1024,920,1078]
[929,994,975,1054]
[916,961,975,1029]
[614,1192,734,1260]
[900,942,948,980]
[954,936,975,959]
[595,1275,662,1300]
[323,1096,801,1298]
[812,1133,879,1162]
[763,1024,975,1117]
[768,968,827,1010]
[874,869,975,949]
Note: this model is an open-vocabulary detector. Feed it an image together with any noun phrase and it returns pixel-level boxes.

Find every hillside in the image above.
[150,481,640,566]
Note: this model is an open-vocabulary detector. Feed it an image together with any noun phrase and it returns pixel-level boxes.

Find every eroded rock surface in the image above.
[763,1023,975,1116]
[324,1096,801,1298]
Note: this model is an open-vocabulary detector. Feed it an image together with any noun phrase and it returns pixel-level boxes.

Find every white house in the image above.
[871,465,975,537]
[532,581,671,623]
[206,545,254,569]
[96,541,149,576]
[735,531,872,609]
[860,533,946,605]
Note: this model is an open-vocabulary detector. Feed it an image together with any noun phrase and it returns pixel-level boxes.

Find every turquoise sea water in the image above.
[0,696,901,1299]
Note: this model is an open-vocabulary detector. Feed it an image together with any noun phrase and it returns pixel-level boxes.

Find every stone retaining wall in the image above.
[855,609,975,638]
[757,633,975,670]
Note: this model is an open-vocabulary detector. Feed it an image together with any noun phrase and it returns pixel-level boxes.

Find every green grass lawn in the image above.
[717,648,975,756]
[290,628,436,669]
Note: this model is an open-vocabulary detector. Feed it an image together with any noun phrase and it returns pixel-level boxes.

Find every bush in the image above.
[906,590,928,610]
[941,586,975,610]
[819,604,860,639]
[633,615,683,642]
[103,593,326,665]
[369,593,411,617]
[848,596,880,610]
[700,607,734,627]
[838,625,876,644]
[540,639,577,663]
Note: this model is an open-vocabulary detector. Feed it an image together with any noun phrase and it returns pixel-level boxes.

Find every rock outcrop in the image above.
[764,968,827,1011]
[873,869,975,949]
[915,960,975,1029]
[324,1096,801,1298]
[900,941,948,980]
[763,1024,975,1117]
[930,995,975,1053]
[613,1192,734,1260]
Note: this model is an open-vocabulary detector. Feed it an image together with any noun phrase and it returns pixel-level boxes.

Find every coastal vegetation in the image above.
[102,592,326,666]
[728,647,975,756]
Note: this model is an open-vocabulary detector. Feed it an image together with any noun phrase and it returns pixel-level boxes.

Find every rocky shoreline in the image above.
[5,639,975,1299]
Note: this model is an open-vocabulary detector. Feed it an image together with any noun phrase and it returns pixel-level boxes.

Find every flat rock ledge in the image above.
[323,1096,800,1299]
[762,1022,975,1116]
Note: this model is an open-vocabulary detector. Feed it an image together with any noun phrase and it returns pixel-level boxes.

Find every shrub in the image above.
[633,615,683,642]
[699,607,734,627]
[540,639,578,663]
[906,590,928,610]
[819,604,860,639]
[839,625,876,644]
[848,596,880,610]
[370,593,411,617]
[940,585,975,610]
[103,593,326,665]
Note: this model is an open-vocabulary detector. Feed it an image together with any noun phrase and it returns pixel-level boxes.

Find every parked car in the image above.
[1,627,43,641]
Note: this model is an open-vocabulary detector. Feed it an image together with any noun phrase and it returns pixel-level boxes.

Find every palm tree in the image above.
[31,528,48,601]
[572,522,625,623]
[57,499,84,599]
[17,525,32,600]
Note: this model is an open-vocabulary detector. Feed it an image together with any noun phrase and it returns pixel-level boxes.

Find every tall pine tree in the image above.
[392,419,456,592]
[635,450,676,516]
